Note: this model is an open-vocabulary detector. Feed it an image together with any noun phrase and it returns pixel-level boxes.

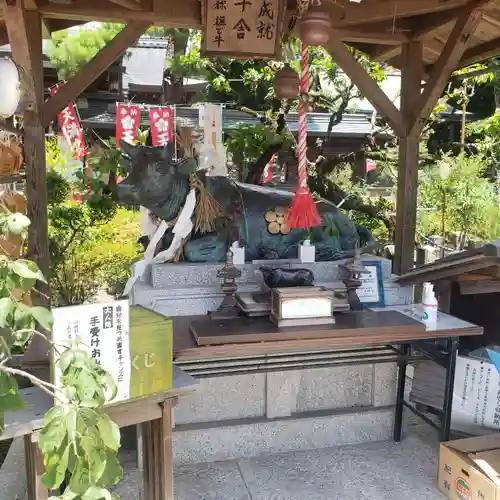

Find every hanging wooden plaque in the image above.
[201,0,285,59]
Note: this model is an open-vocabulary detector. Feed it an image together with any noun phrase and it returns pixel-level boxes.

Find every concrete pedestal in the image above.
[130,256,412,464]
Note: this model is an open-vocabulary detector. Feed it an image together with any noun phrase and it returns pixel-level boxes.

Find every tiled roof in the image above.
[81,106,392,139]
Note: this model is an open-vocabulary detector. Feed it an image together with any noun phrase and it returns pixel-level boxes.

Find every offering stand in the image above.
[173,305,482,445]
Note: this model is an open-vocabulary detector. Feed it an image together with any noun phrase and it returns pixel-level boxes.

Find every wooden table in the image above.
[2,366,197,500]
[172,305,483,442]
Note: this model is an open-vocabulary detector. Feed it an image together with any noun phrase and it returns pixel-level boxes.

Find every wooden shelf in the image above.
[0,173,24,185]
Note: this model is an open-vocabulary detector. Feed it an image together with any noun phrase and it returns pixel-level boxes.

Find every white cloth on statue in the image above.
[152,188,196,263]
[140,207,159,237]
[122,189,197,297]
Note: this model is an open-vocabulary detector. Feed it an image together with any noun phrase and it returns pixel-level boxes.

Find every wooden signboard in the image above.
[51,302,173,405]
[202,0,285,59]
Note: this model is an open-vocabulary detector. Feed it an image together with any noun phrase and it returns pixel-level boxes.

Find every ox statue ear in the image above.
[119,140,140,159]
[157,142,174,163]
[177,158,198,177]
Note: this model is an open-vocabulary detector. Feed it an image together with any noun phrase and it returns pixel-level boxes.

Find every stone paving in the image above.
[113,422,444,500]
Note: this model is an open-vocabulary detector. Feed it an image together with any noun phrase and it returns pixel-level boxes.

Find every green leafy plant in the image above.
[418,153,500,248]
[0,212,122,499]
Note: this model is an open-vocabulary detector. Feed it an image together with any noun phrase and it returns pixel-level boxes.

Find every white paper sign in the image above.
[357,262,383,305]
[452,355,500,435]
[52,300,131,404]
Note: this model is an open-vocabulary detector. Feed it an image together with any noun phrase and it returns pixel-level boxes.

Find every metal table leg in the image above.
[393,343,410,442]
[441,337,458,442]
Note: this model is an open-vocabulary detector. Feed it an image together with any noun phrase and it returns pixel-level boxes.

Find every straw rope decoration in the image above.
[286,31,321,229]
[285,0,321,229]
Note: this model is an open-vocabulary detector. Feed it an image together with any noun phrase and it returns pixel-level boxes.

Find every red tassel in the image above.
[287,187,321,229]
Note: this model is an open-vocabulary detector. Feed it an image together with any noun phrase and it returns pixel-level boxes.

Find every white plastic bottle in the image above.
[422,282,438,325]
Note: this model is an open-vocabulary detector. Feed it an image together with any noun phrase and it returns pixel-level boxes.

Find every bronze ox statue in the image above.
[116,141,376,262]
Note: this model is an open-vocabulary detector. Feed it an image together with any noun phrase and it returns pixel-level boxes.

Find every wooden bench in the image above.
[1,366,197,500]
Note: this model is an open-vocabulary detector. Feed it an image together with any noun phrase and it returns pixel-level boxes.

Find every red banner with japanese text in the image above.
[50,84,87,159]
[116,103,141,146]
[148,107,173,146]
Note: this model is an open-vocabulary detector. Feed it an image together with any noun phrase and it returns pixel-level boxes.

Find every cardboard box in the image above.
[439,434,500,500]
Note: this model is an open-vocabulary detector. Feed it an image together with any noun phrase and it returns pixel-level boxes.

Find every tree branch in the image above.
[0,364,67,402]
[244,109,289,184]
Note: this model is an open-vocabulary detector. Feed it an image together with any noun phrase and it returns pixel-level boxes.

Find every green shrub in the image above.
[79,208,142,300]
[49,204,142,305]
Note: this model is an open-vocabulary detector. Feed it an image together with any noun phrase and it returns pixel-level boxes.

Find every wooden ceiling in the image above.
[1,0,500,74]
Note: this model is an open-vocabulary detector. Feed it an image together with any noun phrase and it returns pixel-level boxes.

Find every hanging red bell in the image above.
[274,64,300,100]
[299,3,332,46]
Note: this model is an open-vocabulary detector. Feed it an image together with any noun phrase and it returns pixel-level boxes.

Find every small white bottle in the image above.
[299,239,316,263]
[422,282,438,325]
[230,241,245,265]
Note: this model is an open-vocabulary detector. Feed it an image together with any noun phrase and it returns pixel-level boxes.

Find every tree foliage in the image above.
[47,24,125,80]
[0,213,122,499]
[418,154,500,247]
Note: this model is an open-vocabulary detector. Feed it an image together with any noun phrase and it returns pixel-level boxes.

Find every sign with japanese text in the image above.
[116,103,141,147]
[148,107,173,146]
[51,303,173,406]
[202,0,284,58]
[52,300,132,404]
[50,84,87,159]
[451,355,500,435]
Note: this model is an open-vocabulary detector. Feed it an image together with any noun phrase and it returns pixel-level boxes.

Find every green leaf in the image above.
[82,486,113,500]
[58,488,79,500]
[42,440,70,489]
[97,415,120,452]
[0,410,4,433]
[42,404,66,427]
[57,349,74,374]
[0,297,14,328]
[30,306,54,330]
[0,392,26,411]
[13,303,35,332]
[98,450,123,486]
[69,463,92,495]
[9,260,46,283]
[0,372,17,396]
[39,408,68,455]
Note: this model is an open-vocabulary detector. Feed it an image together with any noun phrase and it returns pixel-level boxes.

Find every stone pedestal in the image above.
[129,256,412,464]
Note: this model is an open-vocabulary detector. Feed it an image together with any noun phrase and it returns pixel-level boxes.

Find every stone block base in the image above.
[173,407,394,465]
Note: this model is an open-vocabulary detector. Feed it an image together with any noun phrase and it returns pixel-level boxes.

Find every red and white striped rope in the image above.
[298,41,309,189]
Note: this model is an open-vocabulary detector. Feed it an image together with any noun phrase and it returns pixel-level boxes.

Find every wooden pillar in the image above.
[141,398,176,500]
[3,3,49,298]
[394,42,424,275]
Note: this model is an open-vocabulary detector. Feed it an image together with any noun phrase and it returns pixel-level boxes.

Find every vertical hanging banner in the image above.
[199,103,227,176]
[116,103,141,146]
[148,107,173,146]
[50,84,87,159]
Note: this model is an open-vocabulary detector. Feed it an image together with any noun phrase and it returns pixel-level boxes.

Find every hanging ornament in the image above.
[0,58,29,118]
[299,2,332,46]
[274,64,300,100]
[286,41,321,230]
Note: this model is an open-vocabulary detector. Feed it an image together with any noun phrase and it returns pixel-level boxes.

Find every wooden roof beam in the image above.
[409,6,483,137]
[335,29,410,45]
[459,36,500,67]
[332,0,469,28]
[39,0,200,27]
[42,21,149,125]
[107,0,144,11]
[372,45,404,63]
[325,31,405,138]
